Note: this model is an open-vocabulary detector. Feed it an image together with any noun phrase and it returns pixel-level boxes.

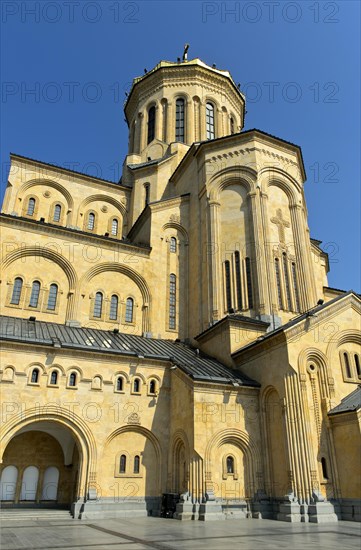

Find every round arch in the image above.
[2,246,78,291]
[208,167,256,201]
[0,405,97,501]
[78,194,127,220]
[258,168,301,205]
[17,179,74,213]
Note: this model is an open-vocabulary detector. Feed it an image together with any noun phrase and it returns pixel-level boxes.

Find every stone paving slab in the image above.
[0,516,360,550]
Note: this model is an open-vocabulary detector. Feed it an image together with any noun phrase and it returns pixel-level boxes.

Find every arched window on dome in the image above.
[230,117,235,134]
[111,218,118,236]
[93,292,103,318]
[206,103,215,139]
[47,284,58,311]
[147,106,156,144]
[10,277,23,305]
[110,295,118,321]
[175,98,185,142]
[27,197,36,216]
[29,281,41,308]
[53,204,62,223]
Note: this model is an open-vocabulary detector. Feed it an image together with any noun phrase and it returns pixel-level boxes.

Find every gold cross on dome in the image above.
[271,208,290,244]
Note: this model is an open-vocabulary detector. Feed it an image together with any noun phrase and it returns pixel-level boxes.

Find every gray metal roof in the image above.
[328,386,361,416]
[0,316,259,387]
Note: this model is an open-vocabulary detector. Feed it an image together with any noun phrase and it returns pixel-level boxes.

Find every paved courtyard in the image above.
[0,512,360,550]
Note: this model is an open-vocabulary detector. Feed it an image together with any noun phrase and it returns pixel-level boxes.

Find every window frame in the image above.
[10,277,23,306]
[29,280,41,308]
[175,97,185,143]
[147,105,156,144]
[125,297,134,324]
[206,102,215,140]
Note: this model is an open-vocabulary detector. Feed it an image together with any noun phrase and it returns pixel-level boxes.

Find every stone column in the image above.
[166,101,174,143]
[217,108,223,138]
[155,104,162,141]
[290,204,316,311]
[208,199,221,322]
[138,112,146,154]
[186,100,194,144]
[200,101,206,141]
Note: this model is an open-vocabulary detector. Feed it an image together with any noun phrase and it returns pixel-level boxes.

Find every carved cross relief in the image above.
[271,208,290,244]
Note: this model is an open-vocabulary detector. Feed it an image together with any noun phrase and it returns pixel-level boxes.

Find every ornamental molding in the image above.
[205,146,300,174]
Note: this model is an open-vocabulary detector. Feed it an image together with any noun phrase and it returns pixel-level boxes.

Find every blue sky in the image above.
[1,0,360,292]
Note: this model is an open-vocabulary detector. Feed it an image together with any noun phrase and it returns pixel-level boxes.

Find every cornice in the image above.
[10,154,130,193]
[149,194,190,213]
[0,214,151,257]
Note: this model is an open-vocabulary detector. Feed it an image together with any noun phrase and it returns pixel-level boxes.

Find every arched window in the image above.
[283,253,292,311]
[93,292,103,318]
[275,258,283,309]
[110,295,118,320]
[170,237,177,253]
[245,257,253,309]
[68,372,77,387]
[225,260,232,312]
[53,204,61,222]
[175,98,185,142]
[134,455,140,474]
[133,378,140,393]
[50,371,58,385]
[343,353,351,378]
[87,212,95,231]
[230,117,235,134]
[116,377,123,392]
[206,103,215,139]
[119,454,126,474]
[226,456,235,474]
[29,281,41,308]
[31,368,39,384]
[355,354,361,378]
[234,251,242,310]
[291,262,300,312]
[149,379,156,394]
[47,284,58,311]
[144,184,150,208]
[125,297,134,323]
[321,457,329,480]
[10,277,23,305]
[27,197,36,216]
[147,105,156,144]
[111,218,118,236]
[169,274,176,329]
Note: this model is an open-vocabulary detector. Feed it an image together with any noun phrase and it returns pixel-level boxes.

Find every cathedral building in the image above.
[0,55,360,523]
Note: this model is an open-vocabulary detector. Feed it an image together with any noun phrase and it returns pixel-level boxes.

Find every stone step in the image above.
[0,509,72,521]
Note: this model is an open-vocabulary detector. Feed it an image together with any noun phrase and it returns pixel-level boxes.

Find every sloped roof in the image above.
[328,386,361,416]
[0,316,259,388]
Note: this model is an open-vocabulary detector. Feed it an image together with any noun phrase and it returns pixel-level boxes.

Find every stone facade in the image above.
[0,56,360,522]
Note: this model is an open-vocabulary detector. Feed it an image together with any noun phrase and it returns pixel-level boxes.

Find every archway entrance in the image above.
[0,422,80,509]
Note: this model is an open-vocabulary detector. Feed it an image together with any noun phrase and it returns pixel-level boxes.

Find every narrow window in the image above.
[226,456,234,474]
[116,377,123,392]
[93,292,103,318]
[109,295,118,320]
[125,297,134,323]
[53,204,61,222]
[225,260,232,312]
[170,237,177,253]
[206,103,215,139]
[169,274,176,329]
[10,277,23,305]
[291,262,300,312]
[31,368,39,383]
[111,218,118,236]
[119,454,126,474]
[344,352,351,378]
[230,117,235,134]
[133,378,140,393]
[275,258,283,309]
[29,281,41,308]
[50,371,58,385]
[134,455,140,474]
[245,257,253,309]
[27,197,36,216]
[147,106,156,144]
[321,457,329,480]
[175,98,185,142]
[144,184,150,207]
[149,380,156,394]
[69,372,77,387]
[355,354,361,378]
[47,284,58,311]
[234,251,242,310]
[87,212,95,231]
[283,253,292,311]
